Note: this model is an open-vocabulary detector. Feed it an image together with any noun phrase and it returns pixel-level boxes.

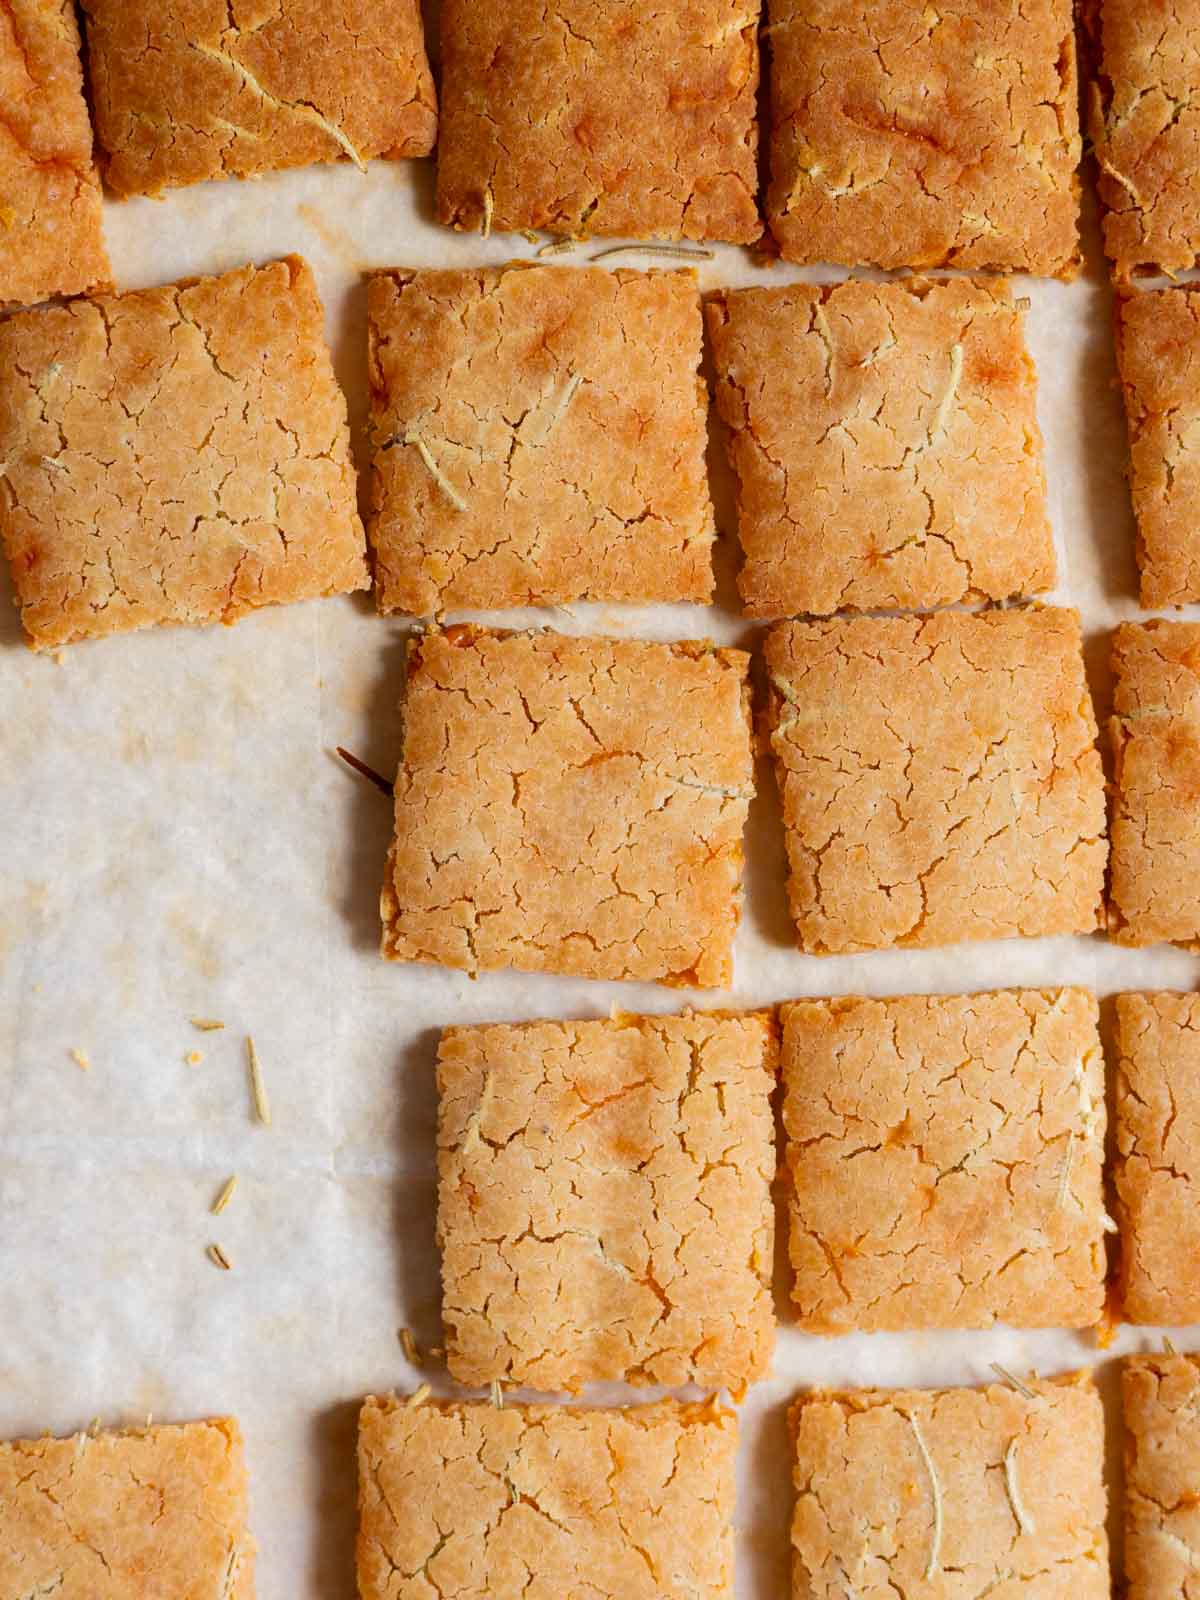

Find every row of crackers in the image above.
[0,252,1194,638]
[2,1357,1199,1596]
[4,1,1199,298]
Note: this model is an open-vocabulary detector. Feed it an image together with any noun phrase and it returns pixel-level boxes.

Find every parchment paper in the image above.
[1,117,1194,1598]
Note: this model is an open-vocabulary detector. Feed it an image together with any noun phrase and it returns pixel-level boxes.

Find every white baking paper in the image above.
[1,123,1195,1599]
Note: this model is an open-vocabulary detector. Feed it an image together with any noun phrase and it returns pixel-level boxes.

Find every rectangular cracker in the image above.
[0,255,369,649]
[0,1417,254,1598]
[782,989,1107,1334]
[1109,621,1200,946]
[0,0,110,309]
[437,1008,778,1392]
[1087,0,1200,276]
[381,626,754,987]
[1115,287,1200,606]
[435,0,760,242]
[368,265,714,614]
[81,0,436,198]
[1124,1353,1200,1598]
[763,608,1107,955]
[358,1395,736,1600]
[790,1373,1108,1598]
[706,276,1053,617]
[765,0,1081,276]
[1114,992,1200,1324]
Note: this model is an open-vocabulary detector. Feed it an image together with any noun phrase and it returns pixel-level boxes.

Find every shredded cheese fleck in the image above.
[906,1414,942,1580]
[211,1176,238,1216]
[247,1037,271,1126]
[1004,1437,1036,1536]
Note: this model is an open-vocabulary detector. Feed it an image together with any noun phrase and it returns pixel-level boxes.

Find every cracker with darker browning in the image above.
[437,1009,778,1392]
[1114,992,1200,1324]
[0,0,109,309]
[0,256,369,649]
[764,608,1107,956]
[790,1374,1108,1598]
[782,990,1107,1334]
[368,265,714,615]
[706,276,1053,617]
[1109,621,1200,946]
[1124,1353,1200,1598]
[1088,0,1200,277]
[81,0,436,198]
[0,1417,254,1598]
[358,1395,736,1600]
[435,0,760,242]
[1115,287,1200,607]
[382,627,754,986]
[765,0,1081,276]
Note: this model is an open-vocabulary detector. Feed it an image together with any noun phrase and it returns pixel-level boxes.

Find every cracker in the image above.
[1109,621,1200,946]
[1114,992,1200,1324]
[0,256,369,649]
[381,626,753,987]
[763,608,1107,955]
[368,265,713,614]
[790,1373,1108,1598]
[765,0,1081,276]
[1088,0,1200,276]
[1115,288,1200,607]
[706,276,1053,617]
[1123,1353,1200,1598]
[0,1417,254,1597]
[437,1009,778,1391]
[81,0,436,197]
[435,0,760,242]
[0,0,109,309]
[782,989,1107,1333]
[358,1395,736,1600]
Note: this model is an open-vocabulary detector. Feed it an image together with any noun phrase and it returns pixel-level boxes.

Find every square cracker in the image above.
[0,1417,254,1598]
[1087,0,1200,277]
[706,276,1053,617]
[0,0,109,309]
[1123,1353,1200,1598]
[435,0,760,242]
[1114,991,1200,1324]
[368,265,714,614]
[81,0,436,199]
[358,1395,736,1600]
[782,989,1107,1334]
[1109,621,1200,946]
[1115,288,1200,607]
[763,607,1107,956]
[381,626,753,987]
[0,255,369,649]
[765,0,1081,276]
[790,1373,1108,1599]
[437,1009,778,1392]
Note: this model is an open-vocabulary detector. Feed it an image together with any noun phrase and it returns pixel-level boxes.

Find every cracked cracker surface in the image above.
[763,607,1107,956]
[435,0,760,243]
[1123,1353,1200,1598]
[0,254,368,650]
[706,276,1053,618]
[1113,991,1200,1323]
[1108,620,1200,945]
[1086,0,1200,276]
[367,264,714,615]
[781,990,1107,1335]
[436,1009,778,1393]
[381,626,754,987]
[0,0,109,309]
[0,1416,254,1599]
[79,0,436,198]
[357,1394,736,1600]
[790,1372,1108,1599]
[1114,286,1200,607]
[765,0,1081,276]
